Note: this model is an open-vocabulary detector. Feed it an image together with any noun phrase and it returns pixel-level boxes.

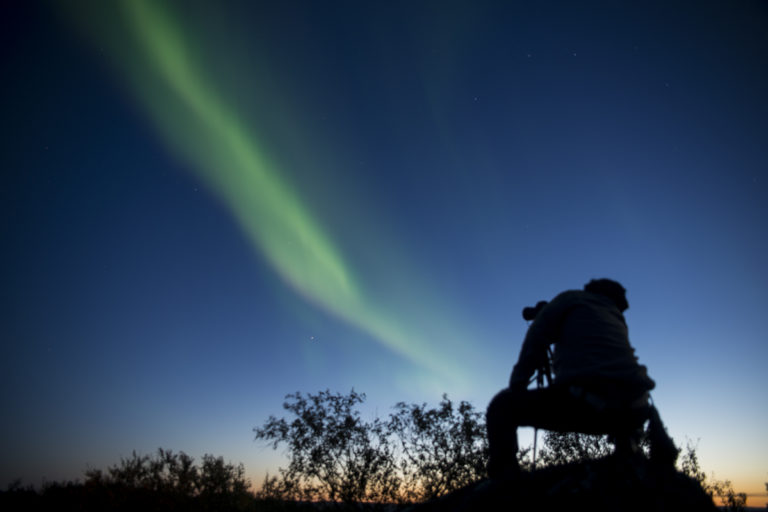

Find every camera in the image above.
[522,300,549,321]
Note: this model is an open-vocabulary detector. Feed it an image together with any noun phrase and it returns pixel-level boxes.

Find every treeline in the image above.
[1,390,751,511]
[0,450,271,512]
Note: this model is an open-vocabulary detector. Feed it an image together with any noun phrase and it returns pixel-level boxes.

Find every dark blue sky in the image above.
[2,0,767,502]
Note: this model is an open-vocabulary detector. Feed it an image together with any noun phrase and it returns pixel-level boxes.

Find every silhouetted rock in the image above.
[405,455,717,512]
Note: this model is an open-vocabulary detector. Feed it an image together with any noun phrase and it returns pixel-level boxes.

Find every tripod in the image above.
[530,347,553,471]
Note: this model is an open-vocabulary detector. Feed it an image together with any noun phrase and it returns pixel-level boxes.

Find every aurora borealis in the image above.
[2,0,767,505]
[69,0,478,388]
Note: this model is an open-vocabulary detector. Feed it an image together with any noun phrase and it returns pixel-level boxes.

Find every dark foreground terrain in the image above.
[406,455,718,512]
[2,455,721,512]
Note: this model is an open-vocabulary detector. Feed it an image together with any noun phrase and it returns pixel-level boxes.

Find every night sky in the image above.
[2,0,767,504]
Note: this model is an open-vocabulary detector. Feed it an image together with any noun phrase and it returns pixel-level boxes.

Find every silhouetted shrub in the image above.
[254,389,400,504]
[537,431,613,466]
[0,449,256,511]
[387,395,488,501]
[84,448,251,501]
[679,441,747,511]
[255,390,525,503]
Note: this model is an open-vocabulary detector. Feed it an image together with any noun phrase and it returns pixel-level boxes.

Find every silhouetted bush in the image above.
[1,449,256,512]
[678,441,747,512]
[387,395,488,501]
[254,390,524,503]
[254,390,401,504]
[536,431,613,466]
[83,449,253,511]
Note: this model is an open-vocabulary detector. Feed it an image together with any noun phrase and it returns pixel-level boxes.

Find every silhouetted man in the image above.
[486,279,663,478]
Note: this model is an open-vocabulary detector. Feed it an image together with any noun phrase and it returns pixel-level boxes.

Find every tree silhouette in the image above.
[83,448,252,511]
[537,431,613,466]
[678,441,747,512]
[386,395,488,501]
[254,389,400,504]
[255,390,527,503]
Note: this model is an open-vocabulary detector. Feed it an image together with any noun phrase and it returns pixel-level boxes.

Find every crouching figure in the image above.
[486,279,677,478]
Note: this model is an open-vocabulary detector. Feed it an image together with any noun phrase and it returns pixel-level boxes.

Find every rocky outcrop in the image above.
[405,455,717,512]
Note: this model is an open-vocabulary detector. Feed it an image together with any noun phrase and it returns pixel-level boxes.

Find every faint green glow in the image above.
[70,0,473,386]
[122,0,357,310]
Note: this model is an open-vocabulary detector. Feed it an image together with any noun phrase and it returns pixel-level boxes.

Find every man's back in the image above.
[552,290,648,387]
[511,288,654,393]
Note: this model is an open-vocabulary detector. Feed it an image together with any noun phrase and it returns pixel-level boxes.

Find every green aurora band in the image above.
[69,0,473,387]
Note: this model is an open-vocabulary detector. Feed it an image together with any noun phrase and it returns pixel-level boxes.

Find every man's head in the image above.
[584,278,629,312]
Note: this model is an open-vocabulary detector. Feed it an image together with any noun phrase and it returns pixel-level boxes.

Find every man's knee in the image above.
[487,388,526,426]
[490,386,582,433]
[487,388,509,419]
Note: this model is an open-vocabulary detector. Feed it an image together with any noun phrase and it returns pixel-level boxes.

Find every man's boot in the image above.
[648,405,679,468]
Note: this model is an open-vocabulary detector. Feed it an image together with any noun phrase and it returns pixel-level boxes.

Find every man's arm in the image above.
[509,292,572,389]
